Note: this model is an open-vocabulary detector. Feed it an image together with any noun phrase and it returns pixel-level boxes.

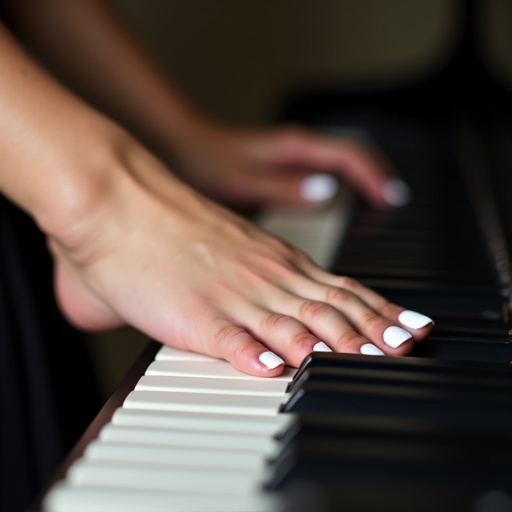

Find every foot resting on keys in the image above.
[0,4,434,379]
[43,128,432,376]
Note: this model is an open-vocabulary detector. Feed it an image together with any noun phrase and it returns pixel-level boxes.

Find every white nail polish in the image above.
[259,351,284,369]
[360,343,385,356]
[313,341,332,352]
[383,326,412,348]
[398,310,434,330]
[301,174,339,202]
[382,178,411,207]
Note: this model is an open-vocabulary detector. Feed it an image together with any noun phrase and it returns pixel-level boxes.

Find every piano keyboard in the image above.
[41,180,358,512]
[40,116,512,512]
[42,345,295,512]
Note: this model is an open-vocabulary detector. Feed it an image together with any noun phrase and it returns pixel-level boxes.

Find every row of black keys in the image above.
[332,136,512,362]
[266,353,512,512]
[262,127,512,511]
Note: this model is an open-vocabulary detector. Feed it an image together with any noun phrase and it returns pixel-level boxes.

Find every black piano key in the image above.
[422,309,506,321]
[287,365,512,398]
[338,238,495,261]
[335,265,498,285]
[409,337,512,362]
[343,224,487,243]
[345,249,494,271]
[368,287,506,316]
[281,382,512,426]
[427,332,509,343]
[275,412,512,447]
[347,206,477,232]
[290,353,512,388]
[268,437,512,493]
[428,316,510,337]
[425,314,512,341]
[279,478,511,512]
[356,278,503,295]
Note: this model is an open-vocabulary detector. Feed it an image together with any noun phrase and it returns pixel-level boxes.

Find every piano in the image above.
[39,2,512,511]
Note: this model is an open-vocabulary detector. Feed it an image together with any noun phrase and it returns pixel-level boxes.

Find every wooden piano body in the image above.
[39,2,512,510]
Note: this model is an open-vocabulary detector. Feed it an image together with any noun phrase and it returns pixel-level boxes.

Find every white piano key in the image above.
[84,440,267,470]
[123,389,284,415]
[44,483,281,512]
[155,345,222,362]
[99,424,277,453]
[111,407,292,435]
[146,360,295,381]
[135,375,288,396]
[256,189,353,268]
[68,460,262,494]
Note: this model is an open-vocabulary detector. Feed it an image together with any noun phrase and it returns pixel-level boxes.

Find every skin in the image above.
[0,1,433,377]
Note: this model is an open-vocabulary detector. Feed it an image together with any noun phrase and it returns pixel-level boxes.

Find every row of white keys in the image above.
[43,346,296,512]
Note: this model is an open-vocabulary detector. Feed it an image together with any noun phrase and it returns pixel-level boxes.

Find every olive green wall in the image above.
[110,0,454,124]
[107,0,512,124]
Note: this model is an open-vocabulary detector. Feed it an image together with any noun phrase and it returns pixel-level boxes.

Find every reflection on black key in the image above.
[290,353,512,389]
